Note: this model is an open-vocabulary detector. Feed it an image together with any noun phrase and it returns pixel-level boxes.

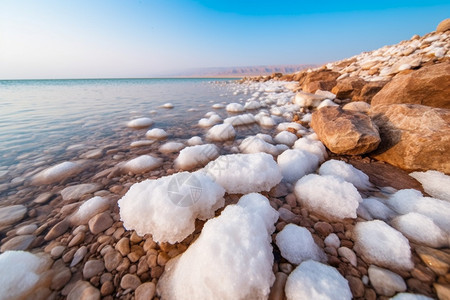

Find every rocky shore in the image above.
[0,19,449,300]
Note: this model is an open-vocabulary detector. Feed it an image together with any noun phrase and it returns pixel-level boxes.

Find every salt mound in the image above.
[123,155,162,174]
[317,99,339,109]
[244,100,261,110]
[277,122,305,132]
[118,172,225,243]
[239,136,279,156]
[274,131,297,146]
[354,220,413,270]
[159,142,185,154]
[295,174,362,219]
[224,113,256,126]
[126,117,153,128]
[256,114,276,127]
[187,136,202,146]
[293,137,328,163]
[157,193,278,300]
[0,251,52,300]
[212,103,225,109]
[145,128,168,139]
[277,149,319,183]
[70,196,110,226]
[276,224,326,264]
[392,213,448,248]
[203,153,282,194]
[409,170,450,201]
[226,102,245,112]
[285,260,352,300]
[206,123,236,141]
[319,159,373,190]
[361,197,397,221]
[390,293,434,300]
[161,103,174,108]
[198,113,222,127]
[175,144,220,171]
[32,161,83,185]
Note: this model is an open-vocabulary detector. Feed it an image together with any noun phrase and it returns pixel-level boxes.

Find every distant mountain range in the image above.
[167,64,317,78]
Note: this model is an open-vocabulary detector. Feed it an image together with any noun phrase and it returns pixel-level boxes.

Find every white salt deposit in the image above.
[256,133,274,144]
[301,113,312,123]
[277,149,319,183]
[315,89,336,100]
[295,174,362,219]
[32,161,83,185]
[293,137,328,163]
[317,99,339,109]
[223,113,256,126]
[130,140,155,148]
[361,197,397,221]
[175,144,219,170]
[368,265,407,296]
[390,293,434,300]
[198,114,222,127]
[157,193,278,300]
[145,128,168,139]
[212,103,225,109]
[159,142,185,154]
[256,115,276,127]
[319,159,373,190]
[0,251,52,300]
[123,155,162,174]
[70,196,110,226]
[392,213,448,248]
[187,136,202,146]
[277,122,304,132]
[274,131,297,146]
[276,224,326,264]
[354,220,414,270]
[203,153,282,194]
[239,136,279,156]
[161,103,174,109]
[409,170,450,202]
[118,172,225,243]
[206,123,236,141]
[285,260,352,300]
[244,100,261,110]
[126,117,153,128]
[324,233,341,248]
[226,102,245,112]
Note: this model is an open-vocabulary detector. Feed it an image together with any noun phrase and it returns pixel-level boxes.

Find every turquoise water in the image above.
[0,78,239,181]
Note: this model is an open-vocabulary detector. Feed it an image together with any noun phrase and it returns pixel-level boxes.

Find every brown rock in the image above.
[356,81,388,103]
[100,281,114,296]
[67,280,100,300]
[364,288,377,300]
[68,231,85,247]
[115,237,130,256]
[346,276,364,298]
[83,260,105,279]
[135,282,156,300]
[151,266,164,278]
[104,250,122,271]
[268,272,288,300]
[299,69,340,93]
[130,231,143,244]
[331,77,366,100]
[311,106,380,155]
[314,222,333,237]
[45,219,70,241]
[371,62,450,109]
[437,18,450,32]
[60,183,101,201]
[0,235,35,252]
[88,212,113,235]
[51,267,72,290]
[0,205,27,226]
[157,252,170,266]
[416,245,450,276]
[369,104,450,173]
[120,274,141,290]
[434,283,450,300]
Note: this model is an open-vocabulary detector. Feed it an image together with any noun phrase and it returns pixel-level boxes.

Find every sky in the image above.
[0,0,449,79]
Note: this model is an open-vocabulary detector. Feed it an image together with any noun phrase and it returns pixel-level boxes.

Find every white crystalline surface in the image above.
[126,117,153,128]
[187,136,202,146]
[198,113,222,127]
[293,137,328,163]
[354,220,414,270]
[319,159,372,190]
[118,172,225,243]
[70,196,110,226]
[123,155,162,174]
[145,128,168,139]
[392,212,448,248]
[274,131,298,146]
[224,113,256,126]
[276,224,326,264]
[206,123,236,141]
[239,136,279,156]
[0,251,51,300]
[159,142,185,154]
[203,153,282,194]
[294,174,362,219]
[277,149,319,183]
[226,102,245,112]
[409,170,450,202]
[361,197,397,221]
[390,293,434,300]
[157,193,278,300]
[285,260,352,300]
[174,144,219,171]
[32,161,83,184]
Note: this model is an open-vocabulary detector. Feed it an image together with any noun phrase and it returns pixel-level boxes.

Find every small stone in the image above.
[130,231,143,244]
[338,247,357,267]
[157,252,170,266]
[143,239,157,252]
[325,246,338,257]
[61,183,101,201]
[116,257,131,272]
[104,250,122,272]
[120,274,141,290]
[147,253,158,268]
[34,192,53,204]
[71,246,88,267]
[83,260,105,279]
[63,248,77,263]
[434,283,450,300]
[68,231,85,247]
[279,263,293,274]
[51,245,66,258]
[151,266,163,278]
[324,233,340,248]
[416,245,450,276]
[346,275,364,298]
[364,288,376,300]
[45,220,70,241]
[368,265,406,296]
[51,267,72,290]
[16,224,38,235]
[115,237,130,256]
[0,235,35,252]
[67,280,100,300]
[285,193,297,208]
[314,222,333,237]
[0,205,27,226]
[128,245,145,263]
[88,212,113,235]
[135,282,156,300]
[100,281,114,296]
[268,272,288,300]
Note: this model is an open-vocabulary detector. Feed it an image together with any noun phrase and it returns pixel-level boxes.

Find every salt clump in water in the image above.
[187,136,203,146]
[32,161,84,185]
[126,117,153,128]
[293,136,328,163]
[123,155,162,174]
[70,196,110,226]
[274,131,298,146]
[145,128,168,139]
[175,144,220,170]
[206,123,236,141]
[239,136,279,156]
[159,142,185,154]
[226,102,245,112]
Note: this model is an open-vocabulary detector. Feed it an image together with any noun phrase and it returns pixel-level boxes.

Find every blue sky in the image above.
[0,0,448,79]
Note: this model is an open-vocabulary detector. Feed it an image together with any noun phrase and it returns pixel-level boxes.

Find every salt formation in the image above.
[277,149,319,183]
[226,102,245,112]
[319,159,373,190]
[123,155,162,174]
[174,144,219,170]
[126,117,153,128]
[198,113,222,127]
[145,128,168,139]
[187,136,202,146]
[285,260,352,300]
[70,196,110,226]
[293,137,328,163]
[224,113,256,126]
[118,172,225,243]
[212,103,225,109]
[392,213,448,248]
[159,142,185,154]
[0,251,52,300]
[317,99,339,109]
[244,100,261,110]
[409,170,450,201]
[276,224,326,264]
[256,114,276,127]
[390,293,434,300]
[274,131,298,146]
[368,265,407,296]
[32,161,84,185]
[361,197,397,221]
[239,136,279,156]
[203,153,282,194]
[161,103,174,108]
[294,174,362,219]
[354,220,414,270]
[206,123,236,141]
[157,193,278,300]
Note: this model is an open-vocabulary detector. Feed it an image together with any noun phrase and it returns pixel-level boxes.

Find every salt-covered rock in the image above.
[206,123,236,141]
[392,213,448,248]
[118,172,225,243]
[285,260,352,300]
[157,193,278,300]
[0,235,35,252]
[293,137,328,163]
[130,140,155,148]
[198,114,222,127]
[244,101,261,110]
[127,117,153,129]
[315,89,336,100]
[70,196,110,226]
[174,144,219,170]
[277,122,305,132]
[256,114,276,127]
[361,197,397,221]
[203,153,282,194]
[294,174,362,219]
[32,161,84,185]
[318,159,373,190]
[0,205,27,226]
[409,170,450,202]
[159,142,185,154]
[239,136,279,156]
[277,149,319,183]
[145,128,168,139]
[187,136,202,146]
[343,101,371,113]
[276,224,326,264]
[224,113,256,126]
[161,103,174,109]
[60,183,101,201]
[123,155,162,174]
[293,91,328,107]
[354,220,413,270]
[274,131,297,147]
[368,265,407,296]
[390,293,434,300]
[212,103,225,109]
[226,102,245,112]
[317,99,339,109]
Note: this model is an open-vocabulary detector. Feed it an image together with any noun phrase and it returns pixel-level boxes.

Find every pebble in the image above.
[67,280,100,300]
[104,250,122,271]
[71,246,88,267]
[16,223,38,235]
[130,231,143,243]
[128,245,145,263]
[268,272,288,300]
[346,275,365,298]
[61,183,102,201]
[0,205,27,226]
[279,263,293,274]
[338,247,357,267]
[120,274,141,290]
[68,231,86,247]
[368,265,406,296]
[51,267,72,290]
[33,192,53,204]
[100,281,114,296]
[277,207,296,222]
[314,222,333,237]
[416,245,450,276]
[51,245,66,258]
[324,233,340,248]
[83,260,105,279]
[88,212,113,235]
[45,219,70,241]
[434,283,450,300]
[0,234,35,251]
[116,237,130,256]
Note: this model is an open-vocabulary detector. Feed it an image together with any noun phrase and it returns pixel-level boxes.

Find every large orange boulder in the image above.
[436,18,450,32]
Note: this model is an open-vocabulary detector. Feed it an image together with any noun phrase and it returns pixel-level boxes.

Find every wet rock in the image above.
[32,161,84,185]
[135,282,156,300]
[71,246,88,267]
[61,183,102,201]
[268,272,288,300]
[368,265,407,296]
[16,224,38,235]
[0,205,27,226]
[277,207,296,222]
[83,260,105,279]
[45,220,70,241]
[34,192,53,204]
[80,149,104,159]
[120,274,141,290]
[0,234,35,252]
[51,245,66,258]
[68,231,85,247]
[67,280,100,300]
[88,212,113,235]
